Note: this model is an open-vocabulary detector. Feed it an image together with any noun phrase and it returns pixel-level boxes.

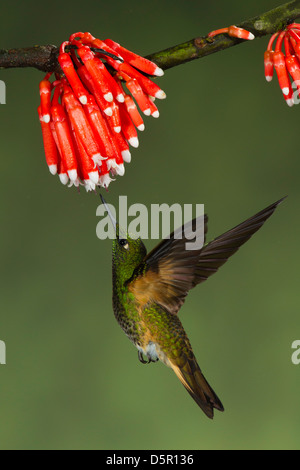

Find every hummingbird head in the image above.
[100,195,147,284]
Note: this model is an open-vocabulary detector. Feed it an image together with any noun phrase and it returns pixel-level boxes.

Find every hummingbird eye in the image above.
[119,238,129,250]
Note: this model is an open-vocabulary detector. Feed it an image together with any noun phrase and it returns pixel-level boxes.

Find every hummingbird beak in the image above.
[100,194,117,232]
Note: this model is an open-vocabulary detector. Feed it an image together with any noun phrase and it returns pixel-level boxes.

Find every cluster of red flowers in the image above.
[264,23,300,106]
[38,32,165,191]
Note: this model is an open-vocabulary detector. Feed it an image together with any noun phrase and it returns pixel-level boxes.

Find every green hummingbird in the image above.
[101,196,284,419]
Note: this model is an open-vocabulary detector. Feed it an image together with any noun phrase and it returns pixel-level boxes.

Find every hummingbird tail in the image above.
[171,359,224,419]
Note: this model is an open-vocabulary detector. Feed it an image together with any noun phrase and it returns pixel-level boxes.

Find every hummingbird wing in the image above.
[128,199,284,315]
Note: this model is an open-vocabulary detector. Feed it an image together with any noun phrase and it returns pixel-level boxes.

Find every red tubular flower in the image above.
[84,95,116,158]
[39,78,52,123]
[58,49,88,105]
[208,25,255,41]
[77,46,114,103]
[262,24,300,107]
[123,93,145,131]
[106,101,122,133]
[126,79,151,116]
[50,87,79,183]
[118,61,166,99]
[50,120,68,185]
[104,38,164,77]
[148,96,159,118]
[113,130,131,163]
[77,64,113,116]
[264,50,274,82]
[38,106,58,175]
[62,83,103,170]
[264,33,278,82]
[118,103,139,148]
[37,31,166,191]
[273,32,294,107]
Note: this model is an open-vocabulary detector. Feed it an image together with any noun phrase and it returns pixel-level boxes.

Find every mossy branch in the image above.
[0,1,300,74]
[147,0,300,70]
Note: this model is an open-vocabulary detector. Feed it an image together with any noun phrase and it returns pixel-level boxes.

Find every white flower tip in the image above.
[79,95,88,105]
[43,114,50,123]
[143,108,151,116]
[282,87,290,96]
[114,126,121,133]
[104,107,113,116]
[121,150,131,163]
[104,92,113,103]
[59,173,69,185]
[89,170,100,184]
[117,94,125,103]
[129,137,139,148]
[99,174,115,188]
[248,32,255,40]
[286,98,294,107]
[106,159,117,171]
[92,153,105,166]
[137,124,145,131]
[152,110,159,118]
[84,179,96,192]
[115,163,125,176]
[155,90,166,100]
[68,178,80,188]
[154,67,164,77]
[68,169,78,182]
[265,76,273,82]
[49,164,57,175]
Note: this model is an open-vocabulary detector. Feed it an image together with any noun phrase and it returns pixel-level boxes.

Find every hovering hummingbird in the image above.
[101,196,284,419]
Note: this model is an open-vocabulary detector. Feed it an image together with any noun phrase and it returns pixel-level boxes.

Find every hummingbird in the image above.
[101,196,284,419]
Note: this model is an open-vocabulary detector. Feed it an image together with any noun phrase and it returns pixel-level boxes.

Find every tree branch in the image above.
[147,0,300,70]
[1,1,300,74]
[0,45,60,74]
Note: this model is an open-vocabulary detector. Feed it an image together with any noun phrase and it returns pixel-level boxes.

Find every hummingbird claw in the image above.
[138,351,149,364]
[138,350,159,364]
[138,350,157,364]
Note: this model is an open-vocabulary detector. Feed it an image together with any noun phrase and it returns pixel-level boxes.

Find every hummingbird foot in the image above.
[138,350,150,364]
[138,350,159,364]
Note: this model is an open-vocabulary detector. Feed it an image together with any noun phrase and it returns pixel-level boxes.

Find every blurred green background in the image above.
[0,0,299,450]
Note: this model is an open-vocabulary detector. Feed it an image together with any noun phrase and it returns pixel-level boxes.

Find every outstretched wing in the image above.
[128,199,284,315]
